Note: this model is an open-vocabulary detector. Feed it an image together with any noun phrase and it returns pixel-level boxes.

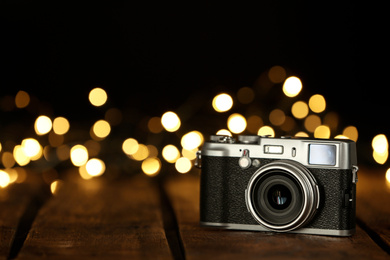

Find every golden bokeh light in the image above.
[304,114,321,133]
[216,129,232,136]
[386,168,390,184]
[181,131,204,150]
[373,150,388,165]
[182,148,198,160]
[162,145,180,163]
[161,111,181,132]
[142,157,161,176]
[92,120,111,139]
[372,134,388,154]
[148,117,164,133]
[283,76,302,97]
[212,93,233,112]
[342,126,358,142]
[130,144,149,161]
[5,168,18,184]
[2,152,15,168]
[175,157,192,174]
[13,145,30,166]
[89,87,108,107]
[53,117,70,135]
[0,170,10,188]
[15,90,30,108]
[85,158,106,177]
[314,125,331,139]
[372,134,388,164]
[79,164,93,180]
[257,125,275,137]
[334,135,349,139]
[122,138,139,155]
[291,101,309,119]
[295,131,309,137]
[21,138,42,161]
[268,65,287,84]
[34,115,52,135]
[237,87,255,104]
[269,109,286,126]
[227,113,247,134]
[50,180,63,195]
[309,94,326,113]
[70,145,89,166]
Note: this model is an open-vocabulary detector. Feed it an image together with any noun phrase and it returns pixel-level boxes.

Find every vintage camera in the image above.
[196,135,358,236]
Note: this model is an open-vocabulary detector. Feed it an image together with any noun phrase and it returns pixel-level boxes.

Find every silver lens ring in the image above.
[246,160,320,232]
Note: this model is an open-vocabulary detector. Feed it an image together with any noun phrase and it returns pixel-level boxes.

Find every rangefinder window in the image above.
[308,144,336,166]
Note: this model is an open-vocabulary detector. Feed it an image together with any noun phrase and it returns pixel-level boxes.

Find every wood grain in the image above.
[356,167,390,249]
[18,172,172,259]
[164,172,390,260]
[0,174,47,260]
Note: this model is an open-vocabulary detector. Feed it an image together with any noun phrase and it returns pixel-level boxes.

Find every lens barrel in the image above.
[246,160,320,232]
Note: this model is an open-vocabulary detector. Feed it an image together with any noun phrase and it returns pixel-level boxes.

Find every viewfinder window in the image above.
[308,144,336,166]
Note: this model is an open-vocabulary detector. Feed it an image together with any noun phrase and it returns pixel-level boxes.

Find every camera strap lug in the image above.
[195,150,202,168]
[352,165,359,184]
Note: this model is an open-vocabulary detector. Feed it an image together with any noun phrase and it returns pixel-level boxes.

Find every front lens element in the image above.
[269,184,291,209]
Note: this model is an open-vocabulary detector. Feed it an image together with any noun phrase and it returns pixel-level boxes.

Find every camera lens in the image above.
[251,172,303,226]
[246,160,320,232]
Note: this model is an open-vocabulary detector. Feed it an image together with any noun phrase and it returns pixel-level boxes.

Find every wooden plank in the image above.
[356,167,390,250]
[164,172,390,260]
[0,172,47,260]
[18,171,172,259]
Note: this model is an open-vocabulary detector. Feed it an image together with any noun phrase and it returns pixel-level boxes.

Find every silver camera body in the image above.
[196,135,358,236]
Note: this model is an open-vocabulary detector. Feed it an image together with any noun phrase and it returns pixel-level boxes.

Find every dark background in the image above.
[0,2,387,147]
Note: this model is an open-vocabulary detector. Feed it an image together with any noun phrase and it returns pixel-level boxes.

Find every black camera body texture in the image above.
[197,135,358,236]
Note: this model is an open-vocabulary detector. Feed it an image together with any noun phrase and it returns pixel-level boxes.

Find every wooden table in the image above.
[0,167,389,259]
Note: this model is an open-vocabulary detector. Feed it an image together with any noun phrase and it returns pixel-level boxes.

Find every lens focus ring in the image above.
[246,160,320,232]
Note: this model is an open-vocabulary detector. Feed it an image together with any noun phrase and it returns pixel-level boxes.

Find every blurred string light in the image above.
[15,90,30,109]
[227,113,247,134]
[291,101,309,119]
[162,145,180,163]
[89,87,108,107]
[161,111,181,132]
[181,131,203,150]
[372,134,388,164]
[92,120,111,139]
[216,129,232,136]
[0,170,10,188]
[141,157,161,176]
[175,157,192,174]
[212,93,233,112]
[34,115,52,135]
[309,94,326,113]
[386,168,390,185]
[283,76,302,97]
[53,117,70,135]
[258,126,275,137]
[70,145,89,166]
